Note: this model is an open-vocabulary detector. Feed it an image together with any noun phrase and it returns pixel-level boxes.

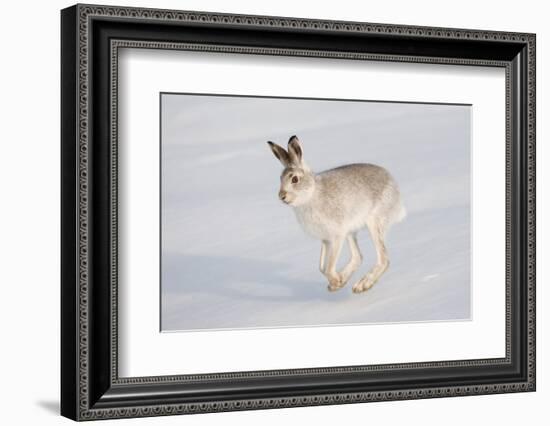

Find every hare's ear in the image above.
[287,135,303,166]
[267,141,291,167]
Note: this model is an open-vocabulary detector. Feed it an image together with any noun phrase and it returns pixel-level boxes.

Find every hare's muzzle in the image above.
[278,190,288,203]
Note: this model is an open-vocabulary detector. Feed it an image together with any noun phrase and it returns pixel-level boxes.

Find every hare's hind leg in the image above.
[353,218,389,293]
[339,233,363,285]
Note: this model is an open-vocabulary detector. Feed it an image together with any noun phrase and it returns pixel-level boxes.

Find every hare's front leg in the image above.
[324,236,345,292]
[319,240,328,274]
[339,233,363,285]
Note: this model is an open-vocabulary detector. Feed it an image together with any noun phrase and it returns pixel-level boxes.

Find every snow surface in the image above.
[160,94,471,331]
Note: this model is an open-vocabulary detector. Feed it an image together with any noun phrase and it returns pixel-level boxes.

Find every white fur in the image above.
[268,136,405,293]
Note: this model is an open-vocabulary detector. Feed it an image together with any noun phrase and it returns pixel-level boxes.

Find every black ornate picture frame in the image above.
[61,3,536,421]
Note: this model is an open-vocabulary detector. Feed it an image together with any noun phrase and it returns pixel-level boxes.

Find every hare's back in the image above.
[317,163,395,200]
[297,163,402,238]
[314,163,402,233]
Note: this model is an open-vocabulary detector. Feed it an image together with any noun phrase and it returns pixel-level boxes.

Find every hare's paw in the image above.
[328,284,344,292]
[327,273,345,292]
[352,274,376,294]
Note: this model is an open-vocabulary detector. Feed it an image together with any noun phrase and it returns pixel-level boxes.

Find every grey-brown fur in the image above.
[268,136,405,293]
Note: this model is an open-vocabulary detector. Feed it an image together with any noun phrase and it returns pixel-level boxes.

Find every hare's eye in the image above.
[291,176,299,184]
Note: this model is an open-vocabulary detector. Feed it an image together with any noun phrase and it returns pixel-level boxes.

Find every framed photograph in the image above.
[61,4,536,421]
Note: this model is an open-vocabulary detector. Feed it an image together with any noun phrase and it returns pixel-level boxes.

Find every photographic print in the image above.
[160,93,471,331]
[61,7,536,418]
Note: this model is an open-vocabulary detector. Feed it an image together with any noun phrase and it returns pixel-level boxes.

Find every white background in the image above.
[120,50,504,376]
[0,0,547,425]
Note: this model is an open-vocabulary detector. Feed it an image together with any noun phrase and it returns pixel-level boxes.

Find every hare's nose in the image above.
[279,190,287,201]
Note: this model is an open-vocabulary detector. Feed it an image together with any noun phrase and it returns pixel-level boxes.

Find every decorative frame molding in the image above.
[61,3,536,421]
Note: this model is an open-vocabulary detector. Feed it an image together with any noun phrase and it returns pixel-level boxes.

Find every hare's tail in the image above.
[394,202,406,224]
[383,199,406,232]
[376,185,406,231]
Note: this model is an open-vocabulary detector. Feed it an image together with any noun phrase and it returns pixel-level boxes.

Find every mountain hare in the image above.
[268,135,405,293]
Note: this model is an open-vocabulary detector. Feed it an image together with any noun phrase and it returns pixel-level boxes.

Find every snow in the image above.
[160,94,471,331]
